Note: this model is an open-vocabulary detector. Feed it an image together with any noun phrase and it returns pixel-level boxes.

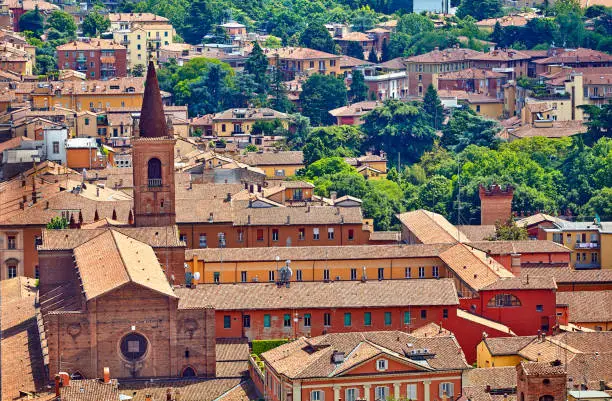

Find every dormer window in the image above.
[126,87,135,93]
[376,359,388,371]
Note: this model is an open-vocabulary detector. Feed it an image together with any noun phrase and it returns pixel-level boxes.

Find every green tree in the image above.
[579,103,611,145]
[269,56,294,113]
[263,35,283,48]
[302,125,363,165]
[422,84,443,130]
[34,54,58,75]
[46,10,77,39]
[367,46,378,63]
[361,100,437,163]
[346,41,365,59]
[441,109,501,152]
[245,42,270,92]
[299,22,336,54]
[19,7,44,37]
[131,64,145,77]
[489,217,528,240]
[581,187,612,220]
[300,74,347,126]
[397,13,435,35]
[82,10,110,37]
[349,69,368,102]
[46,216,69,229]
[351,6,377,31]
[244,144,259,153]
[182,0,224,44]
[457,0,502,21]
[380,38,391,61]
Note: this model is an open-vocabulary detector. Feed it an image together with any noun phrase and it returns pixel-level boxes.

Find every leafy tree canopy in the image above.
[299,74,347,126]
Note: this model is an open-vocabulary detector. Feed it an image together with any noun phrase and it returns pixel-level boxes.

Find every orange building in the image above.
[256,330,469,401]
[65,138,108,169]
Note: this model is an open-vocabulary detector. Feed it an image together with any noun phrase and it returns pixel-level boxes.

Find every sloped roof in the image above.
[73,230,176,301]
[396,209,470,244]
[237,151,304,166]
[177,279,459,310]
[466,240,570,255]
[261,330,469,379]
[483,336,538,356]
[557,291,612,323]
[480,276,557,291]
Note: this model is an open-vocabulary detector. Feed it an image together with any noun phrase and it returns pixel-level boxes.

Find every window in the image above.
[275,169,285,177]
[433,266,439,278]
[268,270,275,282]
[384,312,392,326]
[375,386,389,400]
[284,314,291,327]
[344,312,352,327]
[378,268,384,280]
[7,235,16,249]
[346,388,358,401]
[52,141,60,154]
[35,266,39,279]
[439,383,454,398]
[476,105,481,112]
[296,269,303,281]
[350,268,357,280]
[376,359,388,371]
[223,315,231,328]
[404,311,411,325]
[222,124,226,132]
[264,314,271,327]
[8,265,17,279]
[311,391,323,401]
[241,271,247,283]
[304,313,311,327]
[147,158,162,187]
[405,267,411,278]
[243,314,251,328]
[179,234,187,243]
[364,312,372,326]
[213,272,220,283]
[405,384,417,400]
[536,305,544,312]
[272,229,279,241]
[328,228,334,240]
[298,228,305,240]
[418,266,425,278]
[120,333,148,361]
[443,309,448,319]
[488,294,522,307]
[348,229,354,240]
[257,229,264,241]
[323,269,330,281]
[313,228,320,240]
[421,309,427,319]
[324,313,331,326]
[199,234,207,248]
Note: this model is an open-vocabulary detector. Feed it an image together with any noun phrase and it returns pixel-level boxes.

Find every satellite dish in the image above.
[193,272,201,281]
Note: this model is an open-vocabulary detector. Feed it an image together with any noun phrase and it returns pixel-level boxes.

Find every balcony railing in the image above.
[148,178,162,187]
[575,242,600,249]
[575,263,601,270]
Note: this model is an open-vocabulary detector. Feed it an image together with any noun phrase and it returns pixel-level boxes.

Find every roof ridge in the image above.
[110,229,132,282]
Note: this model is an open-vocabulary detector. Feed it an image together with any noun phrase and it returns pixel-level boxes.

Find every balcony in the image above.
[575,242,600,249]
[148,178,162,187]
[575,263,601,270]
[76,56,87,62]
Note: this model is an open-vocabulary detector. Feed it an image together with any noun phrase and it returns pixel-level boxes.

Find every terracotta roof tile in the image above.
[56,39,125,51]
[534,48,612,65]
[118,379,256,401]
[60,380,120,401]
[396,209,470,244]
[557,291,612,323]
[467,240,570,255]
[404,48,481,63]
[463,366,517,388]
[236,151,304,166]
[177,279,460,310]
[483,336,538,356]
[338,55,374,68]
[438,68,506,80]
[456,225,497,241]
[266,47,340,60]
[520,361,566,376]
[261,331,469,379]
[481,276,556,291]
[109,13,169,23]
[522,267,612,284]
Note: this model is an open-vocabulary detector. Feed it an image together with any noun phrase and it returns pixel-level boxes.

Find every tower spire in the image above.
[139,61,168,138]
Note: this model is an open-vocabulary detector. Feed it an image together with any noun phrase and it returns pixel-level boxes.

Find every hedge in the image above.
[251,339,289,356]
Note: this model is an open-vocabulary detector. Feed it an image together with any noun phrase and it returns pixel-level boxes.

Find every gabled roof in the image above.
[482,336,538,356]
[557,290,612,323]
[261,331,469,380]
[516,213,564,227]
[396,209,470,244]
[73,230,176,301]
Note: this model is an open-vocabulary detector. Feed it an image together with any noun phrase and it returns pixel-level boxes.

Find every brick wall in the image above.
[516,364,567,401]
[479,185,514,225]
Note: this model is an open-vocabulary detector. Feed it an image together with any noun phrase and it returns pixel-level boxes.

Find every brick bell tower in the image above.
[132,61,176,227]
[479,183,514,225]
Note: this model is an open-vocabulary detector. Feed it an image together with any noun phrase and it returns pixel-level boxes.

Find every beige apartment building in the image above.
[109,13,174,70]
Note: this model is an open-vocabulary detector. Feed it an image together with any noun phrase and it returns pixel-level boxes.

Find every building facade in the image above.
[57,40,127,80]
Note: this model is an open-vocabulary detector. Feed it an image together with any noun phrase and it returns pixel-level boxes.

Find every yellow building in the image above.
[542,221,612,269]
[211,108,290,137]
[476,336,535,368]
[30,77,146,112]
[109,13,174,69]
[267,47,342,80]
[345,154,388,180]
[521,74,585,124]
[235,150,304,178]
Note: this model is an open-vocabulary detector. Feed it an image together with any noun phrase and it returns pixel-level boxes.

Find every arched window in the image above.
[147,158,162,187]
[539,396,554,401]
[487,294,522,307]
[120,333,148,361]
[71,371,85,380]
[182,366,196,377]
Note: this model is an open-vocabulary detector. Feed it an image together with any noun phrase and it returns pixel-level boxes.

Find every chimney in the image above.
[145,394,153,401]
[485,385,491,393]
[330,191,337,202]
[59,372,70,386]
[54,375,61,397]
[103,367,110,384]
[247,215,251,224]
[286,215,290,224]
[167,388,172,401]
[226,192,231,202]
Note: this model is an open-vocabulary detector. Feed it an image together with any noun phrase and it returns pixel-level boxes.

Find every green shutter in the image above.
[344,313,352,326]
[384,312,392,325]
[264,314,271,327]
[404,311,411,324]
[364,312,371,326]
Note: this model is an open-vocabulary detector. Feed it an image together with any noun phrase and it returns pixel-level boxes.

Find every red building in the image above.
[465,276,558,336]
[57,39,127,80]
[468,49,531,81]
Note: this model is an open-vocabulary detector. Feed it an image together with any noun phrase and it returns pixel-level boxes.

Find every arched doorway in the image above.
[182,366,196,377]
